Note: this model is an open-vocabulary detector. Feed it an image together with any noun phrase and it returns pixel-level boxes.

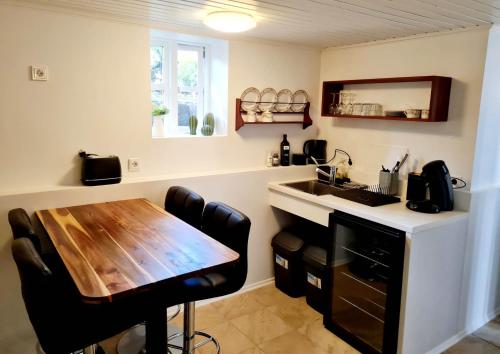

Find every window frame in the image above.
[150,37,210,137]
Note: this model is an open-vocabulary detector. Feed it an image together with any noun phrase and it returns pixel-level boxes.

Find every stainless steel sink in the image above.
[282,180,339,195]
[281,179,401,207]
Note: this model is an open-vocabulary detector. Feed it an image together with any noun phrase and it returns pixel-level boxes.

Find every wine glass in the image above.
[328,93,337,114]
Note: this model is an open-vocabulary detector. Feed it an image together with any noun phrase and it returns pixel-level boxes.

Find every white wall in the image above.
[0,4,320,353]
[0,4,320,193]
[0,166,315,353]
[318,28,489,183]
[318,27,500,350]
[460,25,500,333]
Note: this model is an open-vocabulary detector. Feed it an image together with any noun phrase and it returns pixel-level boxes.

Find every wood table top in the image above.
[36,198,239,302]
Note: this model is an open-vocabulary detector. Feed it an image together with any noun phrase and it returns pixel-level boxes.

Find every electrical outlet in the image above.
[128,158,140,172]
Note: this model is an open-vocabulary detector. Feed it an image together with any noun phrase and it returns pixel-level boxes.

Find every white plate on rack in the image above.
[276,89,292,112]
[259,88,277,112]
[291,90,309,112]
[240,87,261,112]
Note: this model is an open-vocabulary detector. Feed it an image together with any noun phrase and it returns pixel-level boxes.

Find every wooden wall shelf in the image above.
[235,98,313,131]
[321,76,452,122]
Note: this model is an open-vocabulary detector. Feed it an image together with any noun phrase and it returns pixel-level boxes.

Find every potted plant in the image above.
[152,105,169,137]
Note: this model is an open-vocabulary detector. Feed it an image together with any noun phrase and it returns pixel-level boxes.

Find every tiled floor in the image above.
[100,284,499,354]
[445,316,500,354]
[101,284,357,354]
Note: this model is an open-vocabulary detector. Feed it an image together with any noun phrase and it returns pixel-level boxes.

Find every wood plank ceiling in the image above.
[12,0,500,47]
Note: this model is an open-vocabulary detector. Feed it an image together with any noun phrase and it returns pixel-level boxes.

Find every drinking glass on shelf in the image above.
[328,93,337,115]
[345,91,356,115]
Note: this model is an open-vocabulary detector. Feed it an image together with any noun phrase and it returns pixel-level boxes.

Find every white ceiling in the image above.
[11,0,500,47]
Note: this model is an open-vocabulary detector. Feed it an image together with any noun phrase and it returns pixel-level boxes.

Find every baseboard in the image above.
[425,330,468,354]
[425,305,500,354]
[168,277,276,315]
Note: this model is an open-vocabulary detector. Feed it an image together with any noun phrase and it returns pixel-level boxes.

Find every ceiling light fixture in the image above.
[204,11,256,33]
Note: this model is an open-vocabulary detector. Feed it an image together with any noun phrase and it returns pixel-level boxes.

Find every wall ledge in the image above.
[0,165,312,198]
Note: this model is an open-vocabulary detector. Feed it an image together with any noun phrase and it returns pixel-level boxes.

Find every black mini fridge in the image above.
[325,211,406,354]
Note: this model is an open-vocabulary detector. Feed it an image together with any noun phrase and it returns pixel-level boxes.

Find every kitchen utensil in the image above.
[379,171,399,196]
[391,161,400,173]
[291,90,309,112]
[276,89,292,112]
[394,153,409,173]
[240,87,261,112]
[259,88,277,112]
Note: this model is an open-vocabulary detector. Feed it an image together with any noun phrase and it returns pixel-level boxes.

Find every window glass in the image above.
[177,46,201,127]
[150,46,164,84]
[151,89,164,107]
[149,30,228,138]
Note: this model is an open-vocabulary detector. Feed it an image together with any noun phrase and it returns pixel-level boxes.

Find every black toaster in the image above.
[79,150,121,186]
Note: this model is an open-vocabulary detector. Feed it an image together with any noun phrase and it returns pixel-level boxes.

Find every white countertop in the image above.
[268,179,469,234]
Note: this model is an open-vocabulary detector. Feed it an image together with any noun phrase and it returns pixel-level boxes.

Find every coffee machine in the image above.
[406,160,454,213]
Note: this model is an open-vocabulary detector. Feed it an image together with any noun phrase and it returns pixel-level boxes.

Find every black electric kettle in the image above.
[303,140,327,164]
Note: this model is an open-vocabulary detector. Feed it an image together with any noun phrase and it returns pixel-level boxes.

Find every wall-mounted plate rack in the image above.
[235,98,313,131]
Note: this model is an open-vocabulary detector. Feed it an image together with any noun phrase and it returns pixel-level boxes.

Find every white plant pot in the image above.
[152,115,165,137]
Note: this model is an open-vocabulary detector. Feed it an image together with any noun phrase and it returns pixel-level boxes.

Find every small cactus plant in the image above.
[188,115,198,135]
[201,113,215,136]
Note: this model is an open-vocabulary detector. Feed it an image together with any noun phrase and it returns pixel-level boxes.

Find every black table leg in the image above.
[146,309,167,354]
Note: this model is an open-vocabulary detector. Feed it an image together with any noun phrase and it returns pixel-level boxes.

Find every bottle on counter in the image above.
[280,134,290,166]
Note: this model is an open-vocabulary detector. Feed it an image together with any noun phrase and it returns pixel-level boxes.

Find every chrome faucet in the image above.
[310,156,336,185]
[316,165,337,185]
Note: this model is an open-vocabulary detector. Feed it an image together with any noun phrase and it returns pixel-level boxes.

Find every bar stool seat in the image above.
[168,201,251,354]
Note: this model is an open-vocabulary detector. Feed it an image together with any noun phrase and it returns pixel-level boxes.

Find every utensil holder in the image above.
[379,171,399,196]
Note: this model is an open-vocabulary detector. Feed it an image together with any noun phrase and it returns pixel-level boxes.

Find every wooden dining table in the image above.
[35,198,240,354]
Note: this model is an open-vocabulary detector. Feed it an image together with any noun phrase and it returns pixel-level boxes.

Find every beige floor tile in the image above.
[444,335,500,354]
[474,318,500,347]
[238,346,265,354]
[298,318,360,354]
[267,298,322,329]
[231,308,294,345]
[99,332,123,354]
[212,292,266,321]
[246,284,302,308]
[194,322,255,354]
[258,330,316,354]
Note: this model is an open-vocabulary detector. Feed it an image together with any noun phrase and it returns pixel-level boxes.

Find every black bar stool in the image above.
[168,201,251,354]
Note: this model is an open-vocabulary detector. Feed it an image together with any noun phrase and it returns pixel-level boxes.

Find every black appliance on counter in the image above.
[303,140,327,164]
[325,211,405,354]
[406,160,454,214]
[79,150,121,186]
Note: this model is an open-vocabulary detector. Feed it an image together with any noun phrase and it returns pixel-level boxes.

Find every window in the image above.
[150,31,228,138]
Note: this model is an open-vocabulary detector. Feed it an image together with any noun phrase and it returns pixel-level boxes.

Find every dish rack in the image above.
[337,186,401,207]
